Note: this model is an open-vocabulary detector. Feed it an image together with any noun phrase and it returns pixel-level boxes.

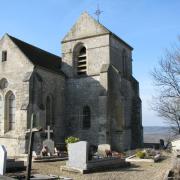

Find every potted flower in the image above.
[65,136,80,155]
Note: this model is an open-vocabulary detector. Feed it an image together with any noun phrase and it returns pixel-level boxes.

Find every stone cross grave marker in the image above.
[67,141,88,170]
[0,145,7,175]
[43,126,54,155]
[26,114,41,180]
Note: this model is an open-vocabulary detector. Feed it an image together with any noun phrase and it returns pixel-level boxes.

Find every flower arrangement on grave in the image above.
[65,136,80,144]
[136,151,146,159]
[135,149,161,160]
[65,136,80,155]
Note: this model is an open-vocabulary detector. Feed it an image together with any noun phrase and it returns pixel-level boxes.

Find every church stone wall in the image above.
[108,67,132,150]
[64,75,106,145]
[62,16,142,150]
[27,67,65,153]
[131,77,143,148]
[110,35,132,77]
[61,13,113,146]
[62,31,111,146]
[62,34,110,77]
[108,35,143,150]
[0,12,143,155]
[0,35,34,156]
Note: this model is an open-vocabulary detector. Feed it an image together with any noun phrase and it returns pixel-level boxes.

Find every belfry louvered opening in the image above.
[77,46,87,75]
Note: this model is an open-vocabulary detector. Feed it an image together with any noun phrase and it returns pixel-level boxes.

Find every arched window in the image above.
[76,46,87,76]
[33,73,43,108]
[0,96,2,126]
[83,106,91,129]
[46,96,53,128]
[0,78,8,89]
[122,49,129,78]
[5,92,16,131]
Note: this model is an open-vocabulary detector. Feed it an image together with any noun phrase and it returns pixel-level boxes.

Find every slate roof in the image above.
[7,34,62,73]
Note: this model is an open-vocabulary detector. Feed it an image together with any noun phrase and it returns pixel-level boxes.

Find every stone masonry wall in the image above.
[62,34,110,77]
[62,29,110,145]
[0,34,34,156]
[64,75,106,145]
[27,67,65,153]
[108,35,137,151]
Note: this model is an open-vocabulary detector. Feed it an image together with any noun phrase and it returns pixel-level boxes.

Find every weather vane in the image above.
[95,4,103,22]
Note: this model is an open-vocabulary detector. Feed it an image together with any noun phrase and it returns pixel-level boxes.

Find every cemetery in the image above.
[0,117,175,179]
[31,126,68,163]
[0,115,172,179]
[0,135,174,180]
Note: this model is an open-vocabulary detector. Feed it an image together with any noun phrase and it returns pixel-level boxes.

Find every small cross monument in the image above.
[45,125,53,140]
[43,126,54,155]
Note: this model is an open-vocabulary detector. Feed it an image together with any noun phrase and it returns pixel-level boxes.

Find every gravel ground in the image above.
[31,155,171,180]
[6,153,171,180]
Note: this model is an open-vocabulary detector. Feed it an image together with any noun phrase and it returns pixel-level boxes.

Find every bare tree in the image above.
[152,39,180,134]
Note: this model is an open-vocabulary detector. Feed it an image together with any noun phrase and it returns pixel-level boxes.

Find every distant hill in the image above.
[143,126,173,144]
[144,126,171,134]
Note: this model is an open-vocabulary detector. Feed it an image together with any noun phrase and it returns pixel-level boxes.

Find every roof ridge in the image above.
[7,34,61,59]
[83,11,111,33]
[6,34,62,73]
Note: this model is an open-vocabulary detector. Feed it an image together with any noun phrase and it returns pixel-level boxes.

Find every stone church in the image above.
[0,12,143,156]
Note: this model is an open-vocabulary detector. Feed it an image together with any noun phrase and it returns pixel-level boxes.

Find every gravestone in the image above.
[62,141,128,174]
[43,126,54,155]
[98,144,111,157]
[0,145,7,175]
[67,141,88,170]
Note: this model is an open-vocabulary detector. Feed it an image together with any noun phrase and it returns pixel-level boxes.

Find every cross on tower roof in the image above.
[45,126,53,140]
[95,4,103,22]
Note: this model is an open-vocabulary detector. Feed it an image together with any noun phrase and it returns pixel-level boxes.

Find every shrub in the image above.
[65,136,80,144]
[136,151,146,159]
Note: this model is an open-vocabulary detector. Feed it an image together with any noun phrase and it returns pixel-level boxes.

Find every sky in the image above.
[0,0,180,126]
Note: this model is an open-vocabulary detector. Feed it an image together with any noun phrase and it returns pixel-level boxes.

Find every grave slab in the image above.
[6,158,26,172]
[0,145,7,175]
[30,174,59,179]
[0,175,15,180]
[62,141,129,174]
[126,155,155,163]
[66,141,88,170]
